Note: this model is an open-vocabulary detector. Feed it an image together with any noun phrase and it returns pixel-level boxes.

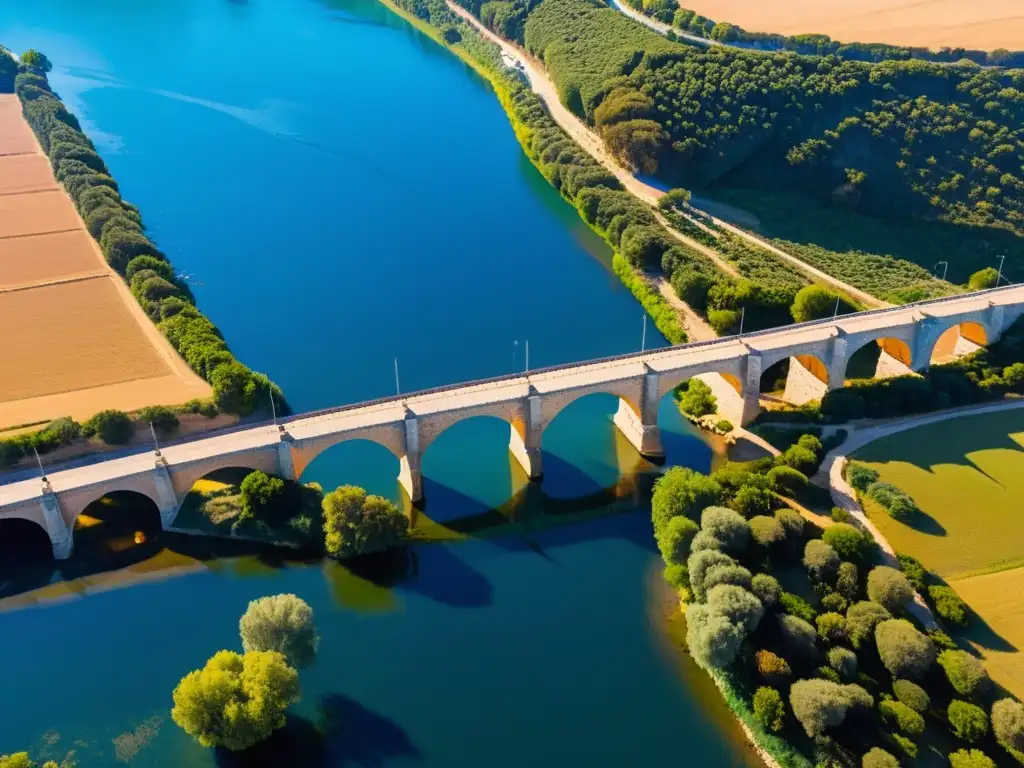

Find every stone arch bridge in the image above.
[3,286,1023,559]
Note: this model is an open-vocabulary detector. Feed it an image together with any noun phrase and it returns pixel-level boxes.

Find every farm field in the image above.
[677,0,1023,52]
[0,94,209,429]
[853,409,1024,697]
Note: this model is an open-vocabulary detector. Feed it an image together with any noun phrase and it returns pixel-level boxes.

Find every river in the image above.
[0,0,760,765]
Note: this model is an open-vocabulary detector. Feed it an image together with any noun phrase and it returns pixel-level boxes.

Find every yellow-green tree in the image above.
[171,650,299,750]
[322,485,408,559]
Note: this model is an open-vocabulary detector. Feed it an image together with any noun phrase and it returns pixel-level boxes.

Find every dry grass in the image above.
[0,153,59,195]
[0,97,41,156]
[0,189,81,238]
[678,0,1023,51]
[0,230,106,289]
[951,568,1024,699]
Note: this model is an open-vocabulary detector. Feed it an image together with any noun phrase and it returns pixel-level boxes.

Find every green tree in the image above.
[706,584,764,632]
[861,747,899,768]
[948,700,989,743]
[929,585,968,627]
[879,698,925,737]
[678,379,717,417]
[789,679,872,737]
[948,750,996,768]
[211,362,259,415]
[84,409,134,445]
[777,614,819,661]
[171,650,299,750]
[753,687,785,732]
[791,285,840,323]
[685,602,745,669]
[804,540,841,583]
[766,465,807,495]
[893,679,930,713]
[867,566,914,613]
[700,506,749,553]
[828,647,858,682]
[749,515,785,548]
[657,514,698,565]
[239,471,286,522]
[239,594,318,668]
[938,650,990,698]
[968,268,999,291]
[687,549,736,602]
[875,619,936,679]
[750,573,781,607]
[19,50,52,73]
[816,612,848,645]
[846,463,879,493]
[322,485,408,559]
[730,486,774,518]
[137,405,179,435]
[650,467,722,535]
[847,601,891,649]
[992,698,1024,757]
[836,561,859,602]
[822,524,867,561]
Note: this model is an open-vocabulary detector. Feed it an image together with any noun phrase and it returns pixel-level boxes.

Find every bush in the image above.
[322,485,408,559]
[778,444,817,474]
[136,404,179,434]
[84,409,134,445]
[804,539,841,583]
[938,650,990,698]
[992,698,1024,755]
[948,700,989,743]
[690,529,724,553]
[879,698,925,737]
[929,629,959,651]
[893,679,930,713]
[663,563,690,594]
[677,378,717,418]
[239,471,286,522]
[170,650,299,750]
[792,285,840,323]
[817,612,848,645]
[731,486,775,518]
[650,467,723,535]
[846,463,879,493]
[125,254,172,283]
[777,614,819,661]
[929,585,969,628]
[700,506,749,553]
[657,514,698,565]
[750,573,781,607]
[687,549,736,602]
[789,679,872,737]
[780,591,817,622]
[828,647,858,682]
[836,561,859,602]
[703,563,753,594]
[949,750,996,768]
[867,566,914,613]
[753,687,786,732]
[876,620,936,680]
[896,553,927,591]
[706,584,765,632]
[847,601,892,649]
[831,506,851,523]
[823,524,867,561]
[755,649,791,685]
[685,602,746,670]
[775,508,806,540]
[211,362,260,415]
[749,515,785,548]
[239,594,318,668]
[968,267,1000,291]
[867,482,919,520]
[766,465,807,495]
[715,419,733,433]
[43,416,80,444]
[861,747,899,768]
[821,591,849,613]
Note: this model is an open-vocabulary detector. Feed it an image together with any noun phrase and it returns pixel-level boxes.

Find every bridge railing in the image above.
[2,284,1017,484]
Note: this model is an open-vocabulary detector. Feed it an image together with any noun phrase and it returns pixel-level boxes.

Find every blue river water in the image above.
[0,0,759,765]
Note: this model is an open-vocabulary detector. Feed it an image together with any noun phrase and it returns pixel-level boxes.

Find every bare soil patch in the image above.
[0,230,106,290]
[0,189,81,238]
[677,0,1023,52]
[0,96,40,156]
[0,154,60,195]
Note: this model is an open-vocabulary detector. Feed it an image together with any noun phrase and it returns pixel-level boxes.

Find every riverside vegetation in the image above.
[650,433,1024,767]
[0,48,286,456]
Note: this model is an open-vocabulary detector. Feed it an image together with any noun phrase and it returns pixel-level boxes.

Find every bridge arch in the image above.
[538,379,643,431]
[73,490,164,559]
[297,437,405,505]
[169,448,282,498]
[417,400,527,458]
[845,336,914,381]
[58,475,164,531]
[929,321,990,365]
[0,516,53,562]
[291,424,407,480]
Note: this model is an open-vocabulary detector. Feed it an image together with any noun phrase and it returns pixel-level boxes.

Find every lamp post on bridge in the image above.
[934,261,948,281]
[149,421,162,461]
[32,445,47,486]
[641,315,647,352]
[997,254,1007,286]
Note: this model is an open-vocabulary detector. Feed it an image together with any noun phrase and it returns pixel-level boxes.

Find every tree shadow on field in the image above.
[955,607,1019,655]
[214,694,420,768]
[902,508,948,537]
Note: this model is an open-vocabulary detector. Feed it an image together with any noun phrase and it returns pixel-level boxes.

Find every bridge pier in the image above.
[508,393,543,478]
[39,485,72,560]
[153,459,179,528]
[612,367,663,458]
[398,411,423,504]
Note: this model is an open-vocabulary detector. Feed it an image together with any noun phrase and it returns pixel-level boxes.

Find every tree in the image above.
[867,566,914,613]
[678,379,717,417]
[879,698,925,737]
[823,524,867,561]
[836,561,859,602]
[703,563,753,594]
[968,268,999,291]
[685,602,745,669]
[84,409,134,445]
[893,679,930,713]
[619,224,668,268]
[211,361,259,415]
[804,540,841,583]
[755,649,791,686]
[949,750,996,768]
[992,698,1024,756]
[845,463,879,493]
[948,700,989,743]
[239,471,286,522]
[239,594,318,668]
[650,467,722,535]
[817,613,848,645]
[749,516,785,550]
[939,651,990,698]
[753,687,786,732]
[706,584,764,632]
[826,647,856,682]
[766,465,807,495]
[137,405,179,435]
[847,601,891,649]
[929,585,968,627]
[687,549,736,602]
[875,619,935,679]
[322,485,408,559]
[789,679,872,737]
[777,614,819,661]
[861,747,899,768]
[731,486,775,518]
[19,49,52,73]
[700,506,750,553]
[750,573,781,607]
[171,650,299,750]
[791,285,841,323]
[657,514,698,565]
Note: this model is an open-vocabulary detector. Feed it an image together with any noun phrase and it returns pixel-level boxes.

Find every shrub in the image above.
[780,591,817,622]
[789,679,872,737]
[775,508,806,540]
[239,471,286,522]
[690,529,724,552]
[656,514,698,565]
[706,584,764,632]
[663,563,690,595]
[239,594,318,668]
[828,647,858,682]
[823,524,867,561]
[817,613,848,645]
[84,409,134,445]
[100,226,158,273]
[687,550,736,602]
[929,585,969,628]
[938,650,990,698]
[753,687,786,732]
[893,679,930,713]
[836,561,859,602]
[211,361,259,415]
[750,573,781,607]
[716,419,733,433]
[792,285,840,323]
[896,553,927,591]
[766,465,808,495]
[929,629,959,651]
[650,467,723,535]
[948,700,989,743]
[948,750,996,768]
[778,444,817,473]
[136,404,179,434]
[749,515,785,548]
[170,650,299,750]
[969,267,1000,291]
[685,602,745,670]
[879,698,925,737]
[890,733,918,759]
[125,254,172,283]
[731,486,775,518]
[703,563,753,594]
[867,482,919,520]
[831,506,851,523]
[847,601,892,649]
[861,747,899,768]
[700,506,750,553]
[875,619,936,680]
[846,463,879,493]
[777,614,819,661]
[678,378,718,417]
[993,698,1024,755]
[804,539,841,583]
[867,566,914,613]
[43,416,80,444]
[755,649,791,685]
[821,591,849,613]
[322,485,408,559]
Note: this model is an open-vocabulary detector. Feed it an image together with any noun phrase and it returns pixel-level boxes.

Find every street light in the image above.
[394,358,401,396]
[738,306,746,335]
[934,261,948,281]
[641,315,647,352]
[997,254,1007,286]
[149,421,162,459]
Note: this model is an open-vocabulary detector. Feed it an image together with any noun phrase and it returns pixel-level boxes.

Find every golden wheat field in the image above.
[680,0,1023,51]
[952,568,1024,699]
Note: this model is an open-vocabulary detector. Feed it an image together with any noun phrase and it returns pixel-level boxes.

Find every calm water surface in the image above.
[0,1,759,765]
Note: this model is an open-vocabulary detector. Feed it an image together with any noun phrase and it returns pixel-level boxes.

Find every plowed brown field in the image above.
[0,94,210,429]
